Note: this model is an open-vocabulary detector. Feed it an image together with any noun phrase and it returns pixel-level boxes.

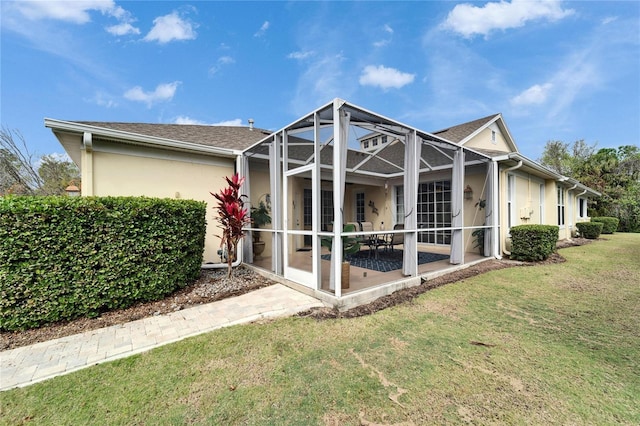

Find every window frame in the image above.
[557,186,565,227]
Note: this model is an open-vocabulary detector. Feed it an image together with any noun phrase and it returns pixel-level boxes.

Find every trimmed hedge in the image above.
[510,225,559,261]
[591,217,619,234]
[576,221,604,239]
[0,196,206,331]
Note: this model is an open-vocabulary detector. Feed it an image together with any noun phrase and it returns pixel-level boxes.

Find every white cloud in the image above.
[91,91,118,108]
[373,24,394,47]
[106,22,140,36]
[124,81,181,107]
[290,52,352,115]
[12,0,122,24]
[287,50,315,60]
[443,0,574,38]
[359,65,415,90]
[143,11,197,44]
[209,56,236,76]
[254,21,270,37]
[174,116,206,125]
[213,119,243,126]
[218,56,235,65]
[602,16,618,25]
[511,83,553,106]
[173,117,242,126]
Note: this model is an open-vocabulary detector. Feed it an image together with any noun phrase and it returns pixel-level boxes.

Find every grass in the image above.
[1,234,639,425]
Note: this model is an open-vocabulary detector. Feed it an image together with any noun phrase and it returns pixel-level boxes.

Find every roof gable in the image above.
[432,114,519,153]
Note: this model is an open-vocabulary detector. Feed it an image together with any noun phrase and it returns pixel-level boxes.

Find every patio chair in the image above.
[320,223,361,258]
[385,224,404,252]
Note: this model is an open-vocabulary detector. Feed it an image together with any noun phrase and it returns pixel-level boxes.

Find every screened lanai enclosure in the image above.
[241,99,498,301]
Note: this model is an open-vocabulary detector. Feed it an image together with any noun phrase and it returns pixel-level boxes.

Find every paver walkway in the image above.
[1,284,324,391]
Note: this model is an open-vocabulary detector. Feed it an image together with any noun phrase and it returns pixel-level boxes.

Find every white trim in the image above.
[45,118,242,158]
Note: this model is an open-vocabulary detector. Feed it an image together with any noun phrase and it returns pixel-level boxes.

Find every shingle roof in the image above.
[76,122,271,151]
[431,114,499,144]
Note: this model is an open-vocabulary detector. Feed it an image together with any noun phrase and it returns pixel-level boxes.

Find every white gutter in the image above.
[504,160,523,174]
[45,118,243,158]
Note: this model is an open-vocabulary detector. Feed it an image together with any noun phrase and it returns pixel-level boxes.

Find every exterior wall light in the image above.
[65,184,80,197]
[464,185,473,200]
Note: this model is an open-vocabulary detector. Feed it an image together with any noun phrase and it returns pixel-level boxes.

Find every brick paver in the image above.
[0,284,323,391]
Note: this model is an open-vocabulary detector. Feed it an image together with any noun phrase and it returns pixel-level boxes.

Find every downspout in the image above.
[502,160,522,256]
[566,184,577,237]
[81,132,93,196]
[201,155,245,269]
[491,160,502,260]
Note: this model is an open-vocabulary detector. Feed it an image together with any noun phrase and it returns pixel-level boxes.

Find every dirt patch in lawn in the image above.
[1,239,593,351]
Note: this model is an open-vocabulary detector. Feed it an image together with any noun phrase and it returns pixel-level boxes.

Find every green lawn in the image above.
[2,234,639,425]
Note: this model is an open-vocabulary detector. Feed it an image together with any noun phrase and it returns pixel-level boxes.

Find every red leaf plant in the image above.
[211,173,250,277]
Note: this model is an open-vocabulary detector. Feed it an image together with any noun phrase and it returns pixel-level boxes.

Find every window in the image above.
[579,198,587,218]
[363,141,369,149]
[382,135,388,144]
[303,189,313,246]
[395,185,404,224]
[394,181,452,244]
[321,190,334,231]
[303,189,312,228]
[372,138,378,146]
[557,186,565,226]
[417,180,452,245]
[491,130,496,144]
[355,192,365,222]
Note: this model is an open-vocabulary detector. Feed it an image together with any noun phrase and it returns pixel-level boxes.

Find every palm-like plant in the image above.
[250,200,271,242]
[211,174,250,277]
[320,223,361,261]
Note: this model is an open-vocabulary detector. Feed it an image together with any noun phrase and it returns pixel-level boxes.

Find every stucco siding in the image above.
[91,149,235,263]
[463,169,487,253]
[464,126,512,153]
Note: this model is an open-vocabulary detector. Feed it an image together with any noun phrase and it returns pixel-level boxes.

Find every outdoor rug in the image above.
[321,250,450,273]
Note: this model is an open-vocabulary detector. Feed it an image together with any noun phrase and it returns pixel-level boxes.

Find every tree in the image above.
[539,139,597,176]
[539,140,573,175]
[1,127,42,194]
[542,140,640,232]
[1,126,79,196]
[38,154,81,195]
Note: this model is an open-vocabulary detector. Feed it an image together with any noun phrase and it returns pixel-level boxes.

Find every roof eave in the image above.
[44,118,243,158]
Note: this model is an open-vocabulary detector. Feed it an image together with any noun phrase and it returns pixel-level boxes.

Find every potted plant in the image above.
[472,228,485,255]
[320,223,360,289]
[250,199,271,259]
[472,198,486,255]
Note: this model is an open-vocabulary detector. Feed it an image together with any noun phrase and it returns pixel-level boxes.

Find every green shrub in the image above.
[0,196,206,331]
[576,221,604,239]
[510,225,559,261]
[590,217,619,234]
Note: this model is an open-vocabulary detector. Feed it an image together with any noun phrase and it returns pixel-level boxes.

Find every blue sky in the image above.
[1,0,638,161]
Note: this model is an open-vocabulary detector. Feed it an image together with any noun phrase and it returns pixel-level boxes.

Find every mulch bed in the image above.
[0,238,593,351]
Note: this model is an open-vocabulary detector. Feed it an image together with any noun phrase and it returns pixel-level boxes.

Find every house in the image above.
[46,99,599,308]
[45,119,270,263]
